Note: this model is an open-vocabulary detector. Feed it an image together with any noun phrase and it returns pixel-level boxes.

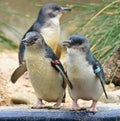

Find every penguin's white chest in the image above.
[40,25,61,58]
[40,20,60,51]
[25,49,64,102]
[66,51,103,101]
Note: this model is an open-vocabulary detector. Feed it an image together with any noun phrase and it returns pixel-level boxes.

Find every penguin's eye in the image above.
[53,6,61,11]
[34,38,38,41]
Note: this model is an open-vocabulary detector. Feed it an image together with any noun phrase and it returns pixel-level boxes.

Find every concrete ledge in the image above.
[0,106,120,121]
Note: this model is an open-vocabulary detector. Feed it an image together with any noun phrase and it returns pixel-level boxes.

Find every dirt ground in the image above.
[0,50,120,109]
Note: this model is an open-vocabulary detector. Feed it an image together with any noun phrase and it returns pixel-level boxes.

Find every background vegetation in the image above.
[0,0,120,63]
[63,0,120,64]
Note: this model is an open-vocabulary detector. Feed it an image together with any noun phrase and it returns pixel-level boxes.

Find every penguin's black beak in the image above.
[22,38,28,45]
[61,7,71,12]
[63,40,72,48]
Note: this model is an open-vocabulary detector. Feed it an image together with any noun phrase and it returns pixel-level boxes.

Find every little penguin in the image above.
[11,31,72,108]
[19,3,71,64]
[63,35,108,111]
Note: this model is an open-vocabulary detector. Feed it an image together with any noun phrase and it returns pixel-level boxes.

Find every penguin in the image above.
[63,35,108,111]
[11,31,72,108]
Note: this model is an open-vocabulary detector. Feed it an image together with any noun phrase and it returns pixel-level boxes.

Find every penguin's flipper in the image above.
[93,62,108,99]
[51,60,73,89]
[45,45,73,89]
[87,51,108,99]
[92,56,108,99]
[11,63,27,83]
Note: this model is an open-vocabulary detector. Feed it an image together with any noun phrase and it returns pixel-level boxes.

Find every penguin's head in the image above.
[38,3,71,20]
[22,32,45,47]
[63,35,90,52]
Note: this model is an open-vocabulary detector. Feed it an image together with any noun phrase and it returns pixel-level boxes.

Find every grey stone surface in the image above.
[0,105,120,121]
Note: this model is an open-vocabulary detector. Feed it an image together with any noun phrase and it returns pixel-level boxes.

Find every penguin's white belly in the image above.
[67,54,103,101]
[26,51,64,102]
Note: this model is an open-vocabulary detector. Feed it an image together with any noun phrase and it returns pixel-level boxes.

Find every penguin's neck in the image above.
[25,45,45,64]
[67,48,88,68]
[40,18,60,45]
